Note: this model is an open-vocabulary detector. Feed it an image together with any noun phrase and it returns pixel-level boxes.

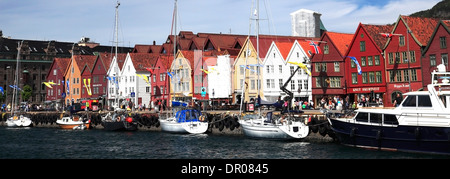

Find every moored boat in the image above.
[101,108,138,131]
[56,114,90,130]
[159,101,209,134]
[327,67,450,155]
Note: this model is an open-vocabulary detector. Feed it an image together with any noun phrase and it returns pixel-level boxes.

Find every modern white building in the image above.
[290,9,324,38]
[207,54,233,105]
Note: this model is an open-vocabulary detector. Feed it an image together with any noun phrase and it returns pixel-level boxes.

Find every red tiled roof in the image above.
[274,41,293,60]
[74,55,97,74]
[362,24,394,50]
[326,32,354,56]
[400,15,440,46]
[128,53,159,72]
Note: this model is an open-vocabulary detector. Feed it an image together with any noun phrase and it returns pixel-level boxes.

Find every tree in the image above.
[21,85,32,102]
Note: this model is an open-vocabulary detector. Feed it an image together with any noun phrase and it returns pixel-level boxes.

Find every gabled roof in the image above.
[274,41,293,60]
[398,15,440,46]
[325,31,354,56]
[362,23,394,50]
[128,53,159,73]
[423,20,450,54]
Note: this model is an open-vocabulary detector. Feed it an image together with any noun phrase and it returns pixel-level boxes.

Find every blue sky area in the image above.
[0,0,441,47]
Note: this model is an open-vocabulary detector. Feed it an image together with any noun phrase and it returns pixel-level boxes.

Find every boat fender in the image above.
[199,115,205,122]
[319,124,327,137]
[234,116,240,128]
[218,120,225,131]
[117,116,121,122]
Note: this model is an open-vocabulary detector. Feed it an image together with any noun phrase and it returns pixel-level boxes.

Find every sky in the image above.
[0,0,441,47]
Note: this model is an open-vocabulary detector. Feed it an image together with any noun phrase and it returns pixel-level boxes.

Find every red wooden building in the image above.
[422,20,450,89]
[311,31,353,108]
[344,23,393,106]
[46,57,70,102]
[383,15,439,106]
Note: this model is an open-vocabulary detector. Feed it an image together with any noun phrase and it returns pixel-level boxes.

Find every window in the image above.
[360,41,366,52]
[410,51,416,63]
[396,70,402,82]
[430,55,437,66]
[440,37,447,49]
[399,36,405,46]
[315,77,322,87]
[291,80,295,90]
[368,56,373,66]
[355,112,368,122]
[418,95,432,107]
[411,69,417,81]
[330,77,340,88]
[402,95,416,107]
[362,72,368,84]
[376,71,382,83]
[334,62,340,72]
[266,79,271,89]
[324,45,329,54]
[279,65,282,74]
[384,114,399,125]
[279,79,283,88]
[303,80,308,90]
[352,73,357,84]
[369,72,375,83]
[370,113,382,124]
[290,66,294,75]
[53,69,57,76]
[395,52,401,64]
[402,51,408,63]
[388,53,394,64]
[251,80,255,90]
[443,54,449,66]
[404,69,409,82]
[374,55,380,66]
[361,56,366,66]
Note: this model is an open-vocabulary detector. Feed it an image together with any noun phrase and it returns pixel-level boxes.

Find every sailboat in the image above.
[238,0,309,139]
[158,0,209,134]
[101,1,137,131]
[5,41,33,127]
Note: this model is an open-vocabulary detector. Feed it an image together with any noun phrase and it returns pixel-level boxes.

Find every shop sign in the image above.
[352,87,381,92]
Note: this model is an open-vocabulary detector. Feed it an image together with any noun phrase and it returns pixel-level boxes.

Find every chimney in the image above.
[153,40,156,45]
[290,9,323,38]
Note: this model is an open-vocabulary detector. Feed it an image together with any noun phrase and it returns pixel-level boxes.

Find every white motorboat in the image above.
[327,65,450,155]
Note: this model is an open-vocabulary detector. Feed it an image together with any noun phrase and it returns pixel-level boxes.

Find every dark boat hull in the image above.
[102,121,138,131]
[328,118,450,155]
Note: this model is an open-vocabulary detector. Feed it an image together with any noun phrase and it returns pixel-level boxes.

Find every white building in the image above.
[290,9,324,38]
[106,53,127,108]
[262,40,313,103]
[207,54,233,104]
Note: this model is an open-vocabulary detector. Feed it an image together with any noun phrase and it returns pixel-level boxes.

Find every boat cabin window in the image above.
[417,95,432,107]
[402,95,433,107]
[370,113,382,124]
[402,95,416,107]
[383,114,399,125]
[355,112,368,122]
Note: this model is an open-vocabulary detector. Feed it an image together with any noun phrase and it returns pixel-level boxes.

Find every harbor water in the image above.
[0,127,448,159]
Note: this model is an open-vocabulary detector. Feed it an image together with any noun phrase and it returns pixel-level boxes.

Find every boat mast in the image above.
[114,1,120,108]
[11,41,22,117]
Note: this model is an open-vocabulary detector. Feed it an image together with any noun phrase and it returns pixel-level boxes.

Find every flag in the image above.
[66,80,70,94]
[145,67,154,74]
[43,82,53,88]
[201,69,210,74]
[0,87,4,95]
[288,61,311,76]
[309,41,321,54]
[106,76,111,81]
[347,56,362,75]
[167,72,174,78]
[240,65,256,73]
[381,33,393,38]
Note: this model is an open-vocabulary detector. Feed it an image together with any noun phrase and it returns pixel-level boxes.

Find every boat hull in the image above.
[102,121,138,131]
[240,120,309,140]
[6,116,33,127]
[159,119,208,134]
[57,122,90,130]
[328,117,450,155]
